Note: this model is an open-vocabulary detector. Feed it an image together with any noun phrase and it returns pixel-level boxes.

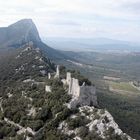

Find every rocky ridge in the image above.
[0,43,135,140]
[0,19,136,140]
[45,66,135,140]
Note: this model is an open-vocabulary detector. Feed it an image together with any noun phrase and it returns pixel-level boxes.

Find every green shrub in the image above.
[78,126,89,138]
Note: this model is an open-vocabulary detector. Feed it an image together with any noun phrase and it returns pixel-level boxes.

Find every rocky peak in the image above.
[0,19,67,60]
[0,19,41,48]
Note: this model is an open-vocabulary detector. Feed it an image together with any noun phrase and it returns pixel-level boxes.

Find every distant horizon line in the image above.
[42,36,140,44]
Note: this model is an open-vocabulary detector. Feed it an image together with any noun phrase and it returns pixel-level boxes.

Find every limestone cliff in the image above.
[0,19,41,48]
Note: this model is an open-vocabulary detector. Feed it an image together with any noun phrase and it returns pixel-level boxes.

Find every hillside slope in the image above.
[0,42,135,140]
[0,19,135,140]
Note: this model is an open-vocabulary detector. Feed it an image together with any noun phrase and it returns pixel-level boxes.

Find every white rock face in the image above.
[54,65,60,78]
[39,65,44,69]
[65,72,97,108]
[45,85,51,92]
[58,106,135,140]
[79,106,135,140]
[27,107,36,117]
[23,79,35,83]
[7,93,13,98]
[74,136,82,140]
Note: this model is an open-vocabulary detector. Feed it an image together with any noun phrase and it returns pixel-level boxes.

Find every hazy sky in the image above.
[0,0,140,42]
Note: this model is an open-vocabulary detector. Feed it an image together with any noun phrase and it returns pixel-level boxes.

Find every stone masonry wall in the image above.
[65,72,97,108]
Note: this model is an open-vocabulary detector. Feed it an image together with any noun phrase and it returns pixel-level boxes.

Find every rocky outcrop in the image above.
[45,85,51,92]
[58,106,135,140]
[48,73,51,79]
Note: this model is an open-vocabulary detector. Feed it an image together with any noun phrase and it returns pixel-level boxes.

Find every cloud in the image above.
[120,0,140,13]
[0,0,139,42]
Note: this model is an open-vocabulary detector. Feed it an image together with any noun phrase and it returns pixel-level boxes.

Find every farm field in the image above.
[107,81,140,94]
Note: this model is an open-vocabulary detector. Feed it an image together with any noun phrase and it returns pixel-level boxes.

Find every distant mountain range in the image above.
[44,37,140,53]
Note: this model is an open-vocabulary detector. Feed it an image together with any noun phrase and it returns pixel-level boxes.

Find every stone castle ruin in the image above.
[46,65,97,109]
[63,72,97,108]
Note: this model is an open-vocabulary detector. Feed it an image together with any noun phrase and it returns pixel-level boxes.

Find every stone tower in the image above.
[54,65,60,78]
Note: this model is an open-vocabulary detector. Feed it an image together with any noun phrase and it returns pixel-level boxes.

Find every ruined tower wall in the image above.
[79,86,97,106]
[70,78,80,97]
[61,72,98,108]
[54,65,60,78]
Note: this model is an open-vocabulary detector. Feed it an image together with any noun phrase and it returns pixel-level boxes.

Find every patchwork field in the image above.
[107,81,140,94]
